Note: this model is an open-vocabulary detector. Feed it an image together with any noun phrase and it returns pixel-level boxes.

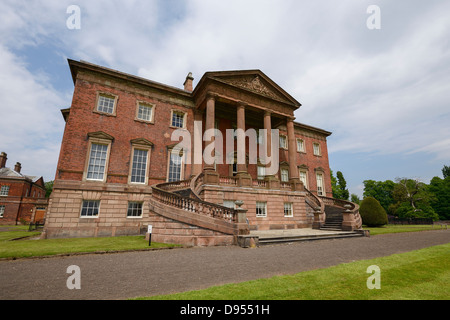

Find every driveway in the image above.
[0,230,449,300]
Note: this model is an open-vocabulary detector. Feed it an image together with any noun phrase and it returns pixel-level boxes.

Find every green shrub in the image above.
[360,196,388,227]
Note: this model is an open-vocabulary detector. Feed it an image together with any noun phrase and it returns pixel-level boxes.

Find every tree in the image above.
[336,171,350,200]
[363,180,395,213]
[429,176,450,220]
[442,165,450,179]
[330,170,338,198]
[45,180,54,198]
[359,196,388,227]
[351,193,361,205]
[391,178,438,220]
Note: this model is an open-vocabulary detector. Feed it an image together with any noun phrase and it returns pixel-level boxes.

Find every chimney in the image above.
[14,162,22,174]
[0,152,7,168]
[183,72,194,92]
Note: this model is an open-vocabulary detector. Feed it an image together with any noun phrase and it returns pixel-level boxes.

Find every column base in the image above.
[236,172,252,187]
[203,169,219,185]
[264,175,280,189]
[289,178,304,191]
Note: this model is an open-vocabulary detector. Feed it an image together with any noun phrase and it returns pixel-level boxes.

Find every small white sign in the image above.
[147,225,153,234]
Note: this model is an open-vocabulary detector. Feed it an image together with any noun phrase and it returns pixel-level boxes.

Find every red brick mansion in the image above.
[42,59,363,246]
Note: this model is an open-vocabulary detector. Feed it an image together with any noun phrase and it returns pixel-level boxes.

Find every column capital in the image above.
[286,116,296,122]
[206,92,218,101]
[236,101,247,108]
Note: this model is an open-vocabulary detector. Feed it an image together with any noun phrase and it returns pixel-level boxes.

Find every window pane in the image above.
[299,171,308,188]
[87,144,108,180]
[127,202,143,217]
[97,95,115,114]
[171,112,184,128]
[284,203,293,217]
[0,185,10,196]
[281,169,289,182]
[137,104,152,121]
[316,173,324,196]
[131,149,148,183]
[168,152,182,182]
[256,202,267,217]
[257,166,265,180]
[313,143,320,155]
[80,200,99,217]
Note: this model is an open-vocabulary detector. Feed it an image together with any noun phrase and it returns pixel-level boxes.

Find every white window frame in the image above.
[284,202,293,217]
[0,205,5,218]
[316,172,325,196]
[313,143,321,156]
[135,101,155,124]
[94,92,118,116]
[83,133,113,183]
[0,185,10,196]
[80,200,100,218]
[281,168,289,182]
[256,201,267,218]
[129,147,149,184]
[299,170,308,189]
[279,135,287,149]
[170,110,187,129]
[296,138,305,152]
[85,142,110,182]
[257,166,266,180]
[127,201,143,218]
[167,148,184,182]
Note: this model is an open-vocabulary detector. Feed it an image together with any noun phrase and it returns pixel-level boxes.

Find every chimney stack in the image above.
[0,152,7,168]
[14,162,22,174]
[183,72,194,92]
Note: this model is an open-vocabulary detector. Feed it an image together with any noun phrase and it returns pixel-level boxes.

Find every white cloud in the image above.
[0,44,65,181]
[1,0,449,184]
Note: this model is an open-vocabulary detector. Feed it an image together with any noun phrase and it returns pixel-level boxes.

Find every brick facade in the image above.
[43,60,335,243]
[0,153,48,224]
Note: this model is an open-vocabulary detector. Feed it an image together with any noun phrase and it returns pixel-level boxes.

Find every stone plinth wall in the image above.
[199,184,312,231]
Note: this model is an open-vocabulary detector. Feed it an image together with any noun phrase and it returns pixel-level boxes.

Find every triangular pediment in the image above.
[205,70,301,107]
[87,131,114,141]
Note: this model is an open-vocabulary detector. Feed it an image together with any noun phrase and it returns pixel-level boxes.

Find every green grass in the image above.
[365,224,445,235]
[137,243,450,300]
[0,226,179,259]
[0,225,41,241]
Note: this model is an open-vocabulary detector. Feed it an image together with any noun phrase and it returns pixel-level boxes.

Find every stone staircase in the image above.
[254,229,364,246]
[320,205,345,231]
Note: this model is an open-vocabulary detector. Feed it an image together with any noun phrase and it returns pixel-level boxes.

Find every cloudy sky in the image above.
[1,0,449,197]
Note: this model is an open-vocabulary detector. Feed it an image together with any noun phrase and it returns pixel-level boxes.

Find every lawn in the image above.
[137,243,450,300]
[0,226,179,259]
[365,224,445,235]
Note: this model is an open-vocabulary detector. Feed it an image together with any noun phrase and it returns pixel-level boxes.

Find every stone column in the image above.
[203,93,219,184]
[263,111,279,189]
[287,118,303,191]
[236,103,252,186]
[191,110,203,177]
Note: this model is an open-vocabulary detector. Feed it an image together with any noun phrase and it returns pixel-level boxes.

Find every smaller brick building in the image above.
[0,152,48,225]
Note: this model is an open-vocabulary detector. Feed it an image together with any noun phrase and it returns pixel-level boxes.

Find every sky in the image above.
[0,0,449,198]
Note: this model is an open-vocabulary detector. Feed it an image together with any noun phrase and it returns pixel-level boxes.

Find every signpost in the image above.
[148,225,152,246]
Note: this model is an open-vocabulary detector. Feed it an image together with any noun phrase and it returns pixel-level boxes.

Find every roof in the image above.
[193,69,302,108]
[0,167,42,183]
[68,59,192,98]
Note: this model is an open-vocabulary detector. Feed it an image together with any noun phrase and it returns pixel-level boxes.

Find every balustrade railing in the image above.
[152,184,237,223]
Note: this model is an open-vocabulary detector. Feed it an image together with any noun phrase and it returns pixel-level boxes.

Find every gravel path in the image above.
[0,230,448,300]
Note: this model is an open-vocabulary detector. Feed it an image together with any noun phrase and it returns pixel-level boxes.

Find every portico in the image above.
[191,70,303,191]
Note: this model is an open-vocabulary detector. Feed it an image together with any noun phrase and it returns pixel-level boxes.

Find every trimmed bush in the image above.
[360,196,388,227]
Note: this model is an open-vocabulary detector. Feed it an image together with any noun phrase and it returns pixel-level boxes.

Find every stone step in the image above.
[257,232,364,245]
